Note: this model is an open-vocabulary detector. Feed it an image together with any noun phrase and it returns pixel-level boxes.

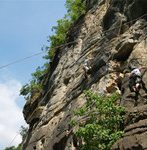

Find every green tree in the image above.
[72,91,125,150]
[65,0,86,22]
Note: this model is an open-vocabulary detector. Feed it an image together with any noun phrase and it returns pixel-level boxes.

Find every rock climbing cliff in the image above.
[23,0,147,149]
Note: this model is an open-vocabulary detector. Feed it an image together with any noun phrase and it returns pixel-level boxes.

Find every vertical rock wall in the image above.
[23,0,147,149]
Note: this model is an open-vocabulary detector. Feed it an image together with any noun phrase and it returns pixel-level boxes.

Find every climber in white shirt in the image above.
[131,68,141,76]
[129,67,147,93]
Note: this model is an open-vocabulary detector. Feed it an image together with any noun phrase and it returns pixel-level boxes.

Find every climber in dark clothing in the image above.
[129,67,147,93]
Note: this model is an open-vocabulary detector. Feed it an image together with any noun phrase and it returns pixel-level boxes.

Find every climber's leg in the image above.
[141,80,147,93]
[83,67,88,78]
[129,77,136,92]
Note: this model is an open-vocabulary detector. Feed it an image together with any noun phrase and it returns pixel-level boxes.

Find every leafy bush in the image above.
[72,91,125,150]
[20,65,48,97]
[47,17,72,60]
[45,0,86,61]
[66,0,86,22]
[50,18,71,48]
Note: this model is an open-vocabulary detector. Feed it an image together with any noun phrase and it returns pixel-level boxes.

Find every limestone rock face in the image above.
[23,0,147,149]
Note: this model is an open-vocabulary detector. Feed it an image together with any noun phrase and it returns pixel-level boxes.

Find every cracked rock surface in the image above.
[23,0,147,149]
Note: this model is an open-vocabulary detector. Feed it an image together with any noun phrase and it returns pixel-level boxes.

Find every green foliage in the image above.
[48,17,72,60]
[72,91,125,150]
[20,126,28,141]
[65,0,86,22]
[5,146,15,150]
[20,65,48,97]
[4,144,22,150]
[31,66,48,82]
[15,144,22,150]
[45,0,86,61]
[20,84,30,96]
[50,18,71,48]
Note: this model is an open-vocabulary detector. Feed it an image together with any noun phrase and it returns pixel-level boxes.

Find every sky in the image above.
[0,0,66,149]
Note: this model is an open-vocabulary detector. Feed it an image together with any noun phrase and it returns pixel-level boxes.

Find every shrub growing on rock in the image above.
[72,91,125,150]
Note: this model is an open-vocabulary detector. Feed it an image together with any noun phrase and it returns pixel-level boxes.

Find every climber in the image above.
[129,67,147,93]
[83,58,93,78]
